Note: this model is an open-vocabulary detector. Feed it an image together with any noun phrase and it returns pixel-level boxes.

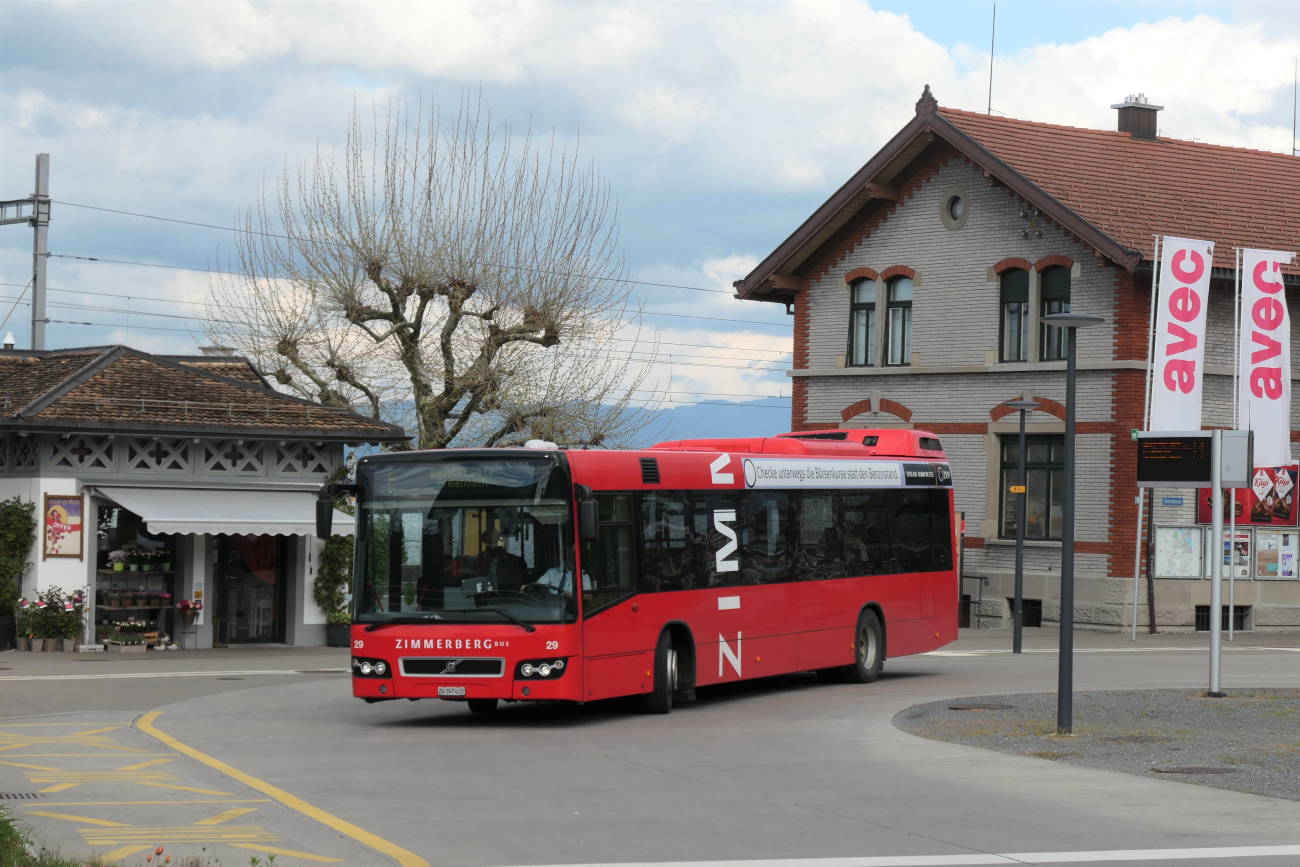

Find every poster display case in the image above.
[1205,530,1252,579]
[1254,530,1299,580]
[1153,526,1203,578]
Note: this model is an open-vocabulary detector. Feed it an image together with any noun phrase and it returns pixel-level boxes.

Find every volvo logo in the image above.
[441,659,464,675]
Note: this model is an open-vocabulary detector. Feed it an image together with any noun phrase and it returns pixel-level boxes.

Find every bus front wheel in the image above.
[643,631,677,714]
[843,609,884,684]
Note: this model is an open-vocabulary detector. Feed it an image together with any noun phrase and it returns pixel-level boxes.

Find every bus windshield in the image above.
[355,456,577,625]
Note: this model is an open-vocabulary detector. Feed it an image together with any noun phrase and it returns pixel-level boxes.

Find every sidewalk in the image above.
[951,627,1300,653]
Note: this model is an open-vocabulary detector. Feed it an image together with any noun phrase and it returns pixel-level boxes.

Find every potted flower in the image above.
[108,549,129,572]
[15,599,31,651]
[161,553,173,572]
[176,598,203,624]
[103,590,119,608]
[148,589,162,607]
[325,610,351,647]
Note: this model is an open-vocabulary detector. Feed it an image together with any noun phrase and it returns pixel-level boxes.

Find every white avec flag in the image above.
[1149,236,1215,431]
[1239,248,1297,466]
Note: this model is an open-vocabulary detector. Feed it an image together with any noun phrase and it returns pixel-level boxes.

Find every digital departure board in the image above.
[1136,434,1213,487]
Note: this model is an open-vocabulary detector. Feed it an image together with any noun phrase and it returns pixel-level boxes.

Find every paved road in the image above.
[2,632,1299,867]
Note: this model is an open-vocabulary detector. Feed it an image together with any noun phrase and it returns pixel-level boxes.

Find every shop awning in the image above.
[93,487,355,537]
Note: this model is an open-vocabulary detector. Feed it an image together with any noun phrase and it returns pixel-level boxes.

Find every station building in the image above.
[0,345,406,647]
[735,87,1300,632]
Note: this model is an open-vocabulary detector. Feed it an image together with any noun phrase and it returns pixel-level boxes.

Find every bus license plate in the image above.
[438,686,467,697]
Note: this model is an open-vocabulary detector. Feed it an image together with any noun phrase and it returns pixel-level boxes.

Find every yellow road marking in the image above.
[0,723,135,726]
[1,748,175,753]
[195,806,258,825]
[38,783,81,794]
[81,824,278,844]
[136,781,233,795]
[139,711,429,867]
[0,759,60,770]
[37,799,271,806]
[72,726,122,736]
[25,771,178,783]
[231,843,345,862]
[25,811,127,827]
[116,757,173,771]
[99,845,155,860]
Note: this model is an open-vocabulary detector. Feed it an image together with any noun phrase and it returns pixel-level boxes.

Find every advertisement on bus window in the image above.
[1197,465,1298,527]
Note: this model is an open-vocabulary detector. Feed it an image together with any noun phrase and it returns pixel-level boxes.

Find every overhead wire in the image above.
[48,203,744,296]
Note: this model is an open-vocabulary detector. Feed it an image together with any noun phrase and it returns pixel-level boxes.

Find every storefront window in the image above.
[999,435,1064,540]
[94,505,178,647]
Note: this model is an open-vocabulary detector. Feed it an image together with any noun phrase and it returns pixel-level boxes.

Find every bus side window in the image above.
[836,491,890,576]
[583,494,637,616]
[639,491,698,593]
[930,490,954,570]
[892,490,933,573]
[795,493,846,580]
[739,492,790,585]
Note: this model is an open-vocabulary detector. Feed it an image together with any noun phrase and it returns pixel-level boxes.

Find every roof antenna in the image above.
[987,3,996,115]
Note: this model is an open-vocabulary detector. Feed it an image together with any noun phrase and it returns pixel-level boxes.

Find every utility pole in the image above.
[32,154,50,351]
[0,154,51,350]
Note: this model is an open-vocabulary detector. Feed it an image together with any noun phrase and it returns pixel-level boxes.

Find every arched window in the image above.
[1039,266,1071,361]
[884,277,913,366]
[847,280,876,366]
[999,268,1029,362]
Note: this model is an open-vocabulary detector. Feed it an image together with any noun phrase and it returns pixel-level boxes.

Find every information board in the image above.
[1137,435,1212,487]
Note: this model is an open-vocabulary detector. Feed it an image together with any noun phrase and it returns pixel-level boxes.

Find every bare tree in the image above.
[207,97,664,449]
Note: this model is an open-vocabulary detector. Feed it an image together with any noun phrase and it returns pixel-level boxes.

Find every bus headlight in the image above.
[515,658,569,680]
[352,656,392,679]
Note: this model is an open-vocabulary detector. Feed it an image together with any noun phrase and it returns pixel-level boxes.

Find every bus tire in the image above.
[643,630,676,714]
[467,699,498,713]
[844,609,884,684]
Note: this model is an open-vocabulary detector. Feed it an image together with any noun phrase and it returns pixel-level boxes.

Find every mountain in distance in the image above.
[631,398,793,447]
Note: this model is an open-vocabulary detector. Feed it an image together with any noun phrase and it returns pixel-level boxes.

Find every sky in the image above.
[1,0,1298,411]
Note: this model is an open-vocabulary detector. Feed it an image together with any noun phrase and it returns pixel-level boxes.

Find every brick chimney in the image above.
[1110,93,1162,140]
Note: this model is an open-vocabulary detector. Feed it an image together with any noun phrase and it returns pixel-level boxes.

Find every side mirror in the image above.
[574,484,599,543]
[578,499,599,544]
[316,496,334,539]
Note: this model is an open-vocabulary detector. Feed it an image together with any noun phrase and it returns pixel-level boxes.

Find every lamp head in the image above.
[1041,312,1105,328]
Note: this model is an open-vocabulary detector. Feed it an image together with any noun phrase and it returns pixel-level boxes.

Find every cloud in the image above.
[2,1,1297,397]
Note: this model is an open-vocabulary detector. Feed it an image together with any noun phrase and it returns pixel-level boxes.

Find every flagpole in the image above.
[1229,248,1242,641]
[1133,235,1161,641]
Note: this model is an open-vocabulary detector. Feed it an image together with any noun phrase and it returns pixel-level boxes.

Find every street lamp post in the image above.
[1004,399,1040,655]
[1041,311,1105,735]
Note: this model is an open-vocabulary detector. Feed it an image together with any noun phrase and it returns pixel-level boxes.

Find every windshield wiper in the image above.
[363,615,444,632]
[362,609,537,633]
[471,607,537,632]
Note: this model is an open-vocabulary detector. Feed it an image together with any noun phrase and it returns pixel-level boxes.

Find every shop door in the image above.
[215,535,286,643]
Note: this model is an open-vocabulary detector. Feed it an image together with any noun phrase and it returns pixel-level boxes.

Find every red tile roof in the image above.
[941,107,1300,275]
[0,347,406,441]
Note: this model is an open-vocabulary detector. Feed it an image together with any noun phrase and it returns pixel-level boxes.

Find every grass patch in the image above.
[1025,750,1080,760]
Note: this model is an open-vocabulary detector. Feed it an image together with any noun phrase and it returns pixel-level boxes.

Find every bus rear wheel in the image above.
[843,609,884,684]
[643,631,677,714]
[467,699,498,714]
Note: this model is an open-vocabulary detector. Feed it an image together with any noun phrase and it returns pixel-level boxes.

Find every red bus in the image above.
[324,428,958,714]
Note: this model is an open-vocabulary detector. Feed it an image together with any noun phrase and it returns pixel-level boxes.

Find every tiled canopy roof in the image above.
[939,107,1300,275]
[0,346,407,442]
